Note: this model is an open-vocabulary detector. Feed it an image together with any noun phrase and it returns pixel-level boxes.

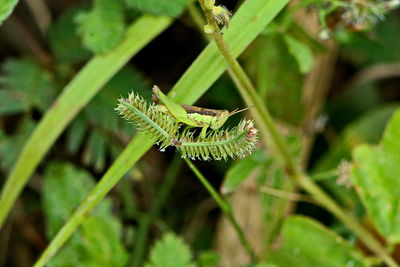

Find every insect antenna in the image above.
[229,106,253,116]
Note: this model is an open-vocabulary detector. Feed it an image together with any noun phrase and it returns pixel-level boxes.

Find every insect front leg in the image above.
[200,126,209,139]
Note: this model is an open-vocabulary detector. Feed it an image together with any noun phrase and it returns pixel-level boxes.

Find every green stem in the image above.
[197,1,398,266]
[188,3,206,32]
[130,156,182,267]
[183,158,258,262]
[198,0,297,175]
[119,179,141,220]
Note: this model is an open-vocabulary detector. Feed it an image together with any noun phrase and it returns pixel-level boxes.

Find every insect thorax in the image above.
[187,110,229,129]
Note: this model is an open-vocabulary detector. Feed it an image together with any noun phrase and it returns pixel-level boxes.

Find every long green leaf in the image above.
[0,0,18,25]
[0,15,172,227]
[34,0,290,265]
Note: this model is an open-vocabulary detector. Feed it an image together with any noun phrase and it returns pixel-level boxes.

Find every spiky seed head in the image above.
[211,5,231,28]
[205,0,215,9]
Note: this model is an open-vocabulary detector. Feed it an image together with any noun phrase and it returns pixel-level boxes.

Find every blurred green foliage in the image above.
[124,0,190,17]
[351,109,400,243]
[0,59,56,114]
[42,162,128,266]
[48,6,91,64]
[145,232,195,267]
[268,216,368,266]
[0,0,18,25]
[76,0,126,54]
[0,0,400,266]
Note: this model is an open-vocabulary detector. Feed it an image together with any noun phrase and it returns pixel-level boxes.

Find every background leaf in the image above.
[0,59,57,114]
[43,162,128,267]
[145,232,194,267]
[48,6,91,64]
[76,0,126,54]
[0,89,28,115]
[268,216,368,267]
[314,105,397,173]
[351,108,400,243]
[222,149,266,194]
[341,14,400,66]
[245,35,304,124]
[283,34,314,74]
[124,0,189,17]
[0,0,18,25]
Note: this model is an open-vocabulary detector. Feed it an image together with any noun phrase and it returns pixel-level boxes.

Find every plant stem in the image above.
[198,0,297,175]
[197,1,399,266]
[130,156,182,267]
[183,158,258,262]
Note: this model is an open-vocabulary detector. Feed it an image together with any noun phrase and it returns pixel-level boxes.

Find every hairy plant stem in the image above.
[197,1,398,266]
[184,158,257,262]
[198,1,297,174]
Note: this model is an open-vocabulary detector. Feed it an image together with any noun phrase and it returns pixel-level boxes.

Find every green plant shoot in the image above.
[152,85,248,138]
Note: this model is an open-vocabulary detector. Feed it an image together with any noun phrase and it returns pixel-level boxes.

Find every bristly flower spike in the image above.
[204,0,232,28]
[211,5,232,28]
[173,120,258,161]
[116,92,180,151]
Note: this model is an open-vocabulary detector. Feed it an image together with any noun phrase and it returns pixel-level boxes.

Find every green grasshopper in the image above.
[152,85,248,138]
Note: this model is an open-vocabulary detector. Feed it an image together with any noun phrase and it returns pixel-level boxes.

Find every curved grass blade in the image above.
[0,0,18,25]
[0,15,172,228]
[34,0,290,265]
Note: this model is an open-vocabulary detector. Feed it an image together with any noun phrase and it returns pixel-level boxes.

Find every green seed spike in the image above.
[173,120,258,161]
[116,92,179,151]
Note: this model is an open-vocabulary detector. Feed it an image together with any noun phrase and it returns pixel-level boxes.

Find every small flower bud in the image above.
[211,5,231,28]
[318,29,330,40]
[203,24,215,34]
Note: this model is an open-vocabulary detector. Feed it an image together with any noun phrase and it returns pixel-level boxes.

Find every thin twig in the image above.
[1,17,53,67]
[184,158,258,262]
[130,155,182,267]
[344,62,400,92]
[24,0,52,35]
[260,186,319,205]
